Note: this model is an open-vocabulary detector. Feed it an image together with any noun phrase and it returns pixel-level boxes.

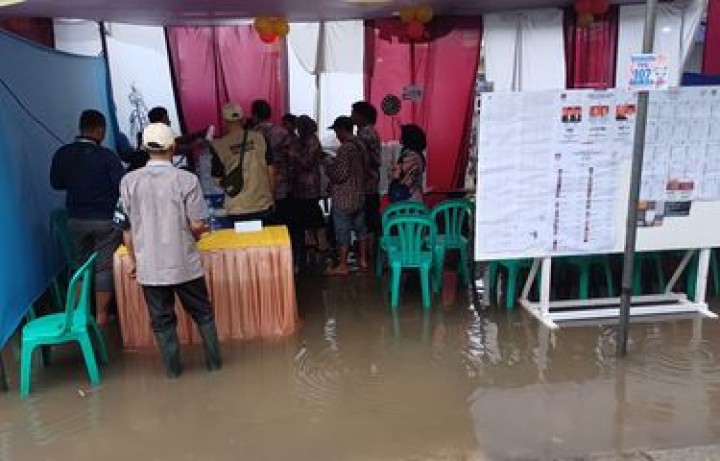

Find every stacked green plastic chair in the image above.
[385,215,437,310]
[431,199,473,290]
[376,201,429,278]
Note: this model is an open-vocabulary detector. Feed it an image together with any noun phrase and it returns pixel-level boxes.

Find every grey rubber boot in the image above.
[198,321,222,371]
[154,329,183,379]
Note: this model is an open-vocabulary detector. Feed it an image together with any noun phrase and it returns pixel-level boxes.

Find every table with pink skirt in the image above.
[113,227,298,349]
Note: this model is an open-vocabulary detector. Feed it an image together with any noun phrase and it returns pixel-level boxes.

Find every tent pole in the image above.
[315,21,325,126]
[0,352,7,392]
[617,0,658,357]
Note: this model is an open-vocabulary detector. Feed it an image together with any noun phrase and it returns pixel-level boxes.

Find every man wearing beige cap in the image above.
[210,102,275,225]
[115,123,221,378]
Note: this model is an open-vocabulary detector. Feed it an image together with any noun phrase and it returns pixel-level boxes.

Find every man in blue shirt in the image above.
[50,109,124,325]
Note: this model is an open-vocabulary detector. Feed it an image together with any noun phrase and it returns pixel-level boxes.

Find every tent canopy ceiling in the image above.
[2,0,641,25]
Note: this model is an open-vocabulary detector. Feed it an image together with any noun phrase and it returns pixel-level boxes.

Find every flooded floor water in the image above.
[3,274,720,460]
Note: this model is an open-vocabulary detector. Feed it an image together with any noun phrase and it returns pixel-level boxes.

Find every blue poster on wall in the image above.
[0,31,116,347]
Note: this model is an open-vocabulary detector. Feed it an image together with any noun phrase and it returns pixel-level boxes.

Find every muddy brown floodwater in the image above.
[2,274,720,460]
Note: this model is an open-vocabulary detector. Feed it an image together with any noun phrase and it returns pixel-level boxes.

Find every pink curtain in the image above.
[564,7,619,89]
[167,26,287,134]
[365,17,482,190]
[705,0,720,75]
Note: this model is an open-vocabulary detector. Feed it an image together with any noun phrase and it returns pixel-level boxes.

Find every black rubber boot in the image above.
[198,321,222,371]
[154,329,182,379]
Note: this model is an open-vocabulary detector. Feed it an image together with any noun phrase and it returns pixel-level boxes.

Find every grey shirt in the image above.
[117,160,208,286]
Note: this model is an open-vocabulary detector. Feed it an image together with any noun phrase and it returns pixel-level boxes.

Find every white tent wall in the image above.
[52,21,180,146]
[288,21,364,146]
[483,8,566,91]
[616,0,706,88]
[53,19,102,56]
[104,23,180,144]
[288,23,319,122]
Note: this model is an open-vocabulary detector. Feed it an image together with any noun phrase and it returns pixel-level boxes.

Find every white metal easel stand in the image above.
[518,249,718,329]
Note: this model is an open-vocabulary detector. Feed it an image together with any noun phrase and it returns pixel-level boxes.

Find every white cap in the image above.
[222,102,244,122]
[142,123,175,151]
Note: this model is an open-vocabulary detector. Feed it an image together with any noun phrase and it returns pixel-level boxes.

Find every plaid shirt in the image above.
[257,122,292,200]
[325,136,366,212]
[357,125,382,194]
[290,134,322,199]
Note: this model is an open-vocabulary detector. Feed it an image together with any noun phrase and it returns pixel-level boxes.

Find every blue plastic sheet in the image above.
[0,31,116,347]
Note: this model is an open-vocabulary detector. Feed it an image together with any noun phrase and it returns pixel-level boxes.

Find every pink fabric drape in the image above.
[564,7,619,89]
[365,17,482,190]
[705,0,720,75]
[167,26,287,134]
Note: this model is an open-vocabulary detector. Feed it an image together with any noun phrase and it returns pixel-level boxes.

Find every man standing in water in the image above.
[115,123,221,378]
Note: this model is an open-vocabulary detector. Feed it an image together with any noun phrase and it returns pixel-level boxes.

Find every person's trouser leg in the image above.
[69,220,121,325]
[329,209,352,274]
[175,278,221,371]
[353,209,369,269]
[364,193,380,263]
[142,285,182,378]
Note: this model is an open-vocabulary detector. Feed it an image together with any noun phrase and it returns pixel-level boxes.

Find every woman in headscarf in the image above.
[389,124,427,203]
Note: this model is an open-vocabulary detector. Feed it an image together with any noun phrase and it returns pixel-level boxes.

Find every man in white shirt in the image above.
[115,123,221,378]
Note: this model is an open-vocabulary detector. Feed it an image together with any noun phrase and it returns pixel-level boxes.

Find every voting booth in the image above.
[475,86,720,328]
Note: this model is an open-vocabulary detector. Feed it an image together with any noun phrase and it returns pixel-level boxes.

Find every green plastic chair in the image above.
[20,253,108,399]
[376,201,429,278]
[49,208,77,312]
[50,208,76,269]
[385,215,437,310]
[431,199,473,289]
[631,252,665,296]
[560,255,615,299]
[488,259,535,309]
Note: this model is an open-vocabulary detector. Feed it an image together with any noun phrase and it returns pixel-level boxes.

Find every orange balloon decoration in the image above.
[273,20,290,37]
[416,5,434,23]
[259,32,278,44]
[589,0,611,16]
[577,12,595,28]
[254,16,272,34]
[406,20,425,41]
[573,0,593,14]
[399,6,417,23]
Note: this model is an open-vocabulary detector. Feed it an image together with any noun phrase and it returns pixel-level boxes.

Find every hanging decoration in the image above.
[398,4,434,41]
[253,15,290,44]
[573,0,612,28]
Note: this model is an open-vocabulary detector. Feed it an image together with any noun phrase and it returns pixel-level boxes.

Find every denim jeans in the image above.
[332,207,367,247]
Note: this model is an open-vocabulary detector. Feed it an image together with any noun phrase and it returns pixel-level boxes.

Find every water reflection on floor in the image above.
[3,274,720,460]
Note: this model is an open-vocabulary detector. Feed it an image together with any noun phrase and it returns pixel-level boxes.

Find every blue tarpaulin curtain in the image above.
[0,30,116,347]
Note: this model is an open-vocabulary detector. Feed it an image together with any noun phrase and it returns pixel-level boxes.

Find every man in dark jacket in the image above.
[50,109,124,325]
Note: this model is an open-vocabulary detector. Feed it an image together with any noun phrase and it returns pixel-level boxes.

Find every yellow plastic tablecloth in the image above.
[116,226,290,255]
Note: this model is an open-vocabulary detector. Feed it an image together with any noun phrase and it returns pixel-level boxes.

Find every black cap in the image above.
[328,116,354,131]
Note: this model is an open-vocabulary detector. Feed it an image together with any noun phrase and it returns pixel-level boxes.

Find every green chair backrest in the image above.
[431,199,473,240]
[61,252,97,334]
[385,216,437,265]
[381,201,429,231]
[50,208,76,269]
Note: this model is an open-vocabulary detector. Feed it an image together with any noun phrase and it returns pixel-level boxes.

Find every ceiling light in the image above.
[0,0,25,7]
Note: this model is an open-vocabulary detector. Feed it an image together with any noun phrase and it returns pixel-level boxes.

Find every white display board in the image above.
[475,86,720,262]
